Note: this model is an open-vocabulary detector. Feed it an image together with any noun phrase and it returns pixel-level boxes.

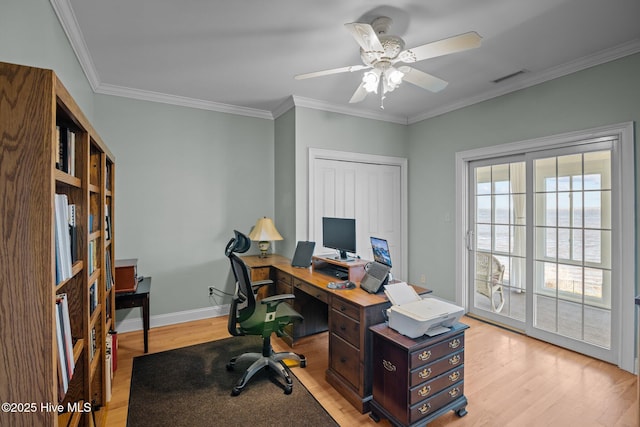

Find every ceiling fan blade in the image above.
[295,64,370,80]
[396,31,482,63]
[344,22,384,55]
[399,66,448,92]
[349,82,369,104]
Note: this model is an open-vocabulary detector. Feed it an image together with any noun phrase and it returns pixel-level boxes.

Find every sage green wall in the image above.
[407,53,640,300]
[294,108,408,245]
[94,94,275,317]
[0,0,94,119]
[274,108,297,259]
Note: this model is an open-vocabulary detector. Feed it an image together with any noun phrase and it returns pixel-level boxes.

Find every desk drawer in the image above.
[410,334,464,369]
[409,366,464,405]
[409,382,464,424]
[331,297,360,321]
[330,334,360,389]
[330,309,360,348]
[294,279,328,304]
[410,350,464,387]
[276,271,292,294]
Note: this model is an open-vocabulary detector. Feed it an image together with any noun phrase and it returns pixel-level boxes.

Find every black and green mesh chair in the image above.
[224,230,306,396]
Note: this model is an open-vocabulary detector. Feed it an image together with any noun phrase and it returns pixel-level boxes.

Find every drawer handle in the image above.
[340,306,347,312]
[448,371,461,382]
[449,338,461,349]
[449,354,461,365]
[340,357,347,363]
[417,385,431,397]
[316,294,322,299]
[418,402,431,415]
[418,367,432,379]
[418,350,432,361]
[449,387,460,398]
[339,325,346,331]
[382,359,396,372]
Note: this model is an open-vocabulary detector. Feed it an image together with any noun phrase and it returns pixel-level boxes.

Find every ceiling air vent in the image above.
[492,69,528,84]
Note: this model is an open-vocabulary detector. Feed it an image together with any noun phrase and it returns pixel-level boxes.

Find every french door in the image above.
[467,139,619,363]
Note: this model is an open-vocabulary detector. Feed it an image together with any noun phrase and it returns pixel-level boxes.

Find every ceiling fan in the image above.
[295,17,482,108]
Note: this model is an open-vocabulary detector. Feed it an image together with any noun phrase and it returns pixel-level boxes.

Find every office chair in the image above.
[224,230,306,396]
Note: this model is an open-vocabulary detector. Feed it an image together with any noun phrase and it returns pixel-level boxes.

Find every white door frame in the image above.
[308,148,408,279]
[454,122,635,373]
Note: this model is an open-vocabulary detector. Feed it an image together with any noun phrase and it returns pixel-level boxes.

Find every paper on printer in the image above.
[384,282,464,338]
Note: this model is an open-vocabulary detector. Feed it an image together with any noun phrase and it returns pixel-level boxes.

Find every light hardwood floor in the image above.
[105,316,637,427]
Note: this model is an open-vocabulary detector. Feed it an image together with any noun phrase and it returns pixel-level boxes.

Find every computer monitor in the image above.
[322,217,356,261]
[370,237,392,267]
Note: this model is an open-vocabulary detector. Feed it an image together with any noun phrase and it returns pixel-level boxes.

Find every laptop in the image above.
[291,241,315,267]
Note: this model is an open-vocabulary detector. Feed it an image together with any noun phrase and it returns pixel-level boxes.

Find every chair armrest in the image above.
[251,279,273,292]
[260,293,295,305]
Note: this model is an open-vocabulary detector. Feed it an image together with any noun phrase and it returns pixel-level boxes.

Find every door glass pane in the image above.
[473,161,525,321]
[533,151,611,349]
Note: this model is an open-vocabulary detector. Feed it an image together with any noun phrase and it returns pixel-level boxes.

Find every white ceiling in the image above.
[55,0,640,124]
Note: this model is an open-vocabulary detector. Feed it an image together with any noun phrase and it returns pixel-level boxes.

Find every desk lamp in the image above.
[248,217,283,257]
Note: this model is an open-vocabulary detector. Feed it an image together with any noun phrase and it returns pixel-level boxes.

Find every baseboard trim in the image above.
[114,304,230,333]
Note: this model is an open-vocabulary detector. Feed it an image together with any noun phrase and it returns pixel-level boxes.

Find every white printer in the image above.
[384,282,464,338]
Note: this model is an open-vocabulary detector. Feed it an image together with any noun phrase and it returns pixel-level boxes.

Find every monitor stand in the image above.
[335,250,355,262]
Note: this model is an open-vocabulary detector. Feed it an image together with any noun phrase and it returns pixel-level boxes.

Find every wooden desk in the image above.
[240,255,429,414]
[115,277,151,353]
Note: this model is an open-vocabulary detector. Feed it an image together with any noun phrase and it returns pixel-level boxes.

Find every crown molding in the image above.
[272,96,296,119]
[49,0,101,90]
[95,83,274,119]
[407,38,640,124]
[291,96,408,125]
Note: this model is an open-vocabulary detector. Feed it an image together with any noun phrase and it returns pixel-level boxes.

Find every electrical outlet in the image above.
[208,286,215,296]
[420,274,426,283]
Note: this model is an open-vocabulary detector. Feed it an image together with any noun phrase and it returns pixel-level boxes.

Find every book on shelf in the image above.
[105,205,112,241]
[55,194,73,284]
[105,333,113,402]
[68,203,78,263]
[105,249,114,292]
[88,240,98,274]
[89,281,97,315]
[55,294,75,396]
[55,125,76,176]
[89,328,97,361]
[55,302,68,396]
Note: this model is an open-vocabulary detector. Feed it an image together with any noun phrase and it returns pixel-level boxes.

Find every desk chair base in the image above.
[226,348,306,396]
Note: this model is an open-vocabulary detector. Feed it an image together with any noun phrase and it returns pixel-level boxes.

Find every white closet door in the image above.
[311,158,404,279]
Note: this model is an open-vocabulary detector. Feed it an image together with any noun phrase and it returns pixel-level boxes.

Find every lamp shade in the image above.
[248,217,283,241]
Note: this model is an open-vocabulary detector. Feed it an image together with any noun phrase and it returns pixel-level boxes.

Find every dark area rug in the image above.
[127,335,338,427]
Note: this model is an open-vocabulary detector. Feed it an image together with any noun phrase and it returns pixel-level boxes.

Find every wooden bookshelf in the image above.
[0,61,116,426]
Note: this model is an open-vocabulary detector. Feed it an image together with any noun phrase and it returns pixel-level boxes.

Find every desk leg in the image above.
[143,294,150,353]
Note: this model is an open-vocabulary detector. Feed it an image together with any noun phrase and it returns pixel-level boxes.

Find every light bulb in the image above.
[387,68,404,89]
[362,71,379,93]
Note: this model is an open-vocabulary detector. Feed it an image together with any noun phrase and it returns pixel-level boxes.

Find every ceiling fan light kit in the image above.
[295,16,482,109]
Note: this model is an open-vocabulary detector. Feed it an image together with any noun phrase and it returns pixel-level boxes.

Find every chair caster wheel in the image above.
[300,359,307,368]
[226,363,234,371]
[231,387,242,396]
[284,386,292,395]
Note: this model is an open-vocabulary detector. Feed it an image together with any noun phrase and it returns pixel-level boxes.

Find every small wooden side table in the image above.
[115,276,152,353]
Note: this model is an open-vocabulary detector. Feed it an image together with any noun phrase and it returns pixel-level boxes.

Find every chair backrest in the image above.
[225,231,256,336]
[475,252,505,297]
